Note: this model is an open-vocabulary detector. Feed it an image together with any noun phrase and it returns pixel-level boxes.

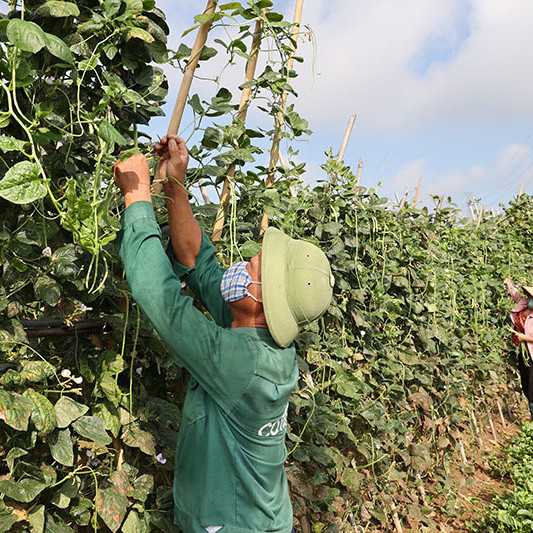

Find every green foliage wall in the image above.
[0,0,531,531]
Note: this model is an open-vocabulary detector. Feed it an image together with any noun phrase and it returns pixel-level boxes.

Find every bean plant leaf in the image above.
[126,27,155,43]
[96,485,128,532]
[24,388,57,435]
[48,428,74,466]
[122,425,156,456]
[98,121,127,146]
[20,360,56,383]
[6,19,47,53]
[34,275,61,306]
[55,396,89,428]
[0,478,46,503]
[5,448,27,472]
[0,136,26,152]
[45,34,74,63]
[36,1,80,17]
[0,390,33,431]
[0,504,18,531]
[28,505,45,533]
[72,415,112,445]
[0,161,46,204]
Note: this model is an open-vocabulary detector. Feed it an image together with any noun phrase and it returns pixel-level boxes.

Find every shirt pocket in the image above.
[183,378,207,424]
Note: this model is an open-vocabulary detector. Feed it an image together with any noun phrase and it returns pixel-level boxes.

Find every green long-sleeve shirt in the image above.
[117,202,297,533]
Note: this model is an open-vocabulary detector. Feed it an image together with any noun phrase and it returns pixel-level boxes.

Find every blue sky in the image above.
[149,0,533,211]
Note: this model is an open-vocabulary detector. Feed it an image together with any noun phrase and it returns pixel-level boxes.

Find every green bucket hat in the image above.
[261,227,335,348]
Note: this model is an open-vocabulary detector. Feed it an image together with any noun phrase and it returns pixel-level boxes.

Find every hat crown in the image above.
[286,241,334,325]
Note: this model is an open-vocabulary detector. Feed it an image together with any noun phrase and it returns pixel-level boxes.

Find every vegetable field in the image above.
[0,0,531,531]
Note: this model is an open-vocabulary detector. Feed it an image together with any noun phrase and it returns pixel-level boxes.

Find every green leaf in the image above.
[51,477,79,509]
[96,485,129,532]
[6,19,47,53]
[142,0,156,9]
[0,390,33,431]
[240,240,261,258]
[0,135,26,153]
[126,27,155,43]
[219,2,242,9]
[103,0,122,17]
[34,275,61,306]
[28,505,45,533]
[24,388,57,435]
[20,360,56,383]
[98,121,127,146]
[48,428,74,466]
[72,416,112,445]
[131,474,154,503]
[0,478,46,503]
[70,497,92,526]
[5,448,27,472]
[122,424,156,455]
[35,1,80,17]
[55,396,89,428]
[45,34,73,63]
[0,161,45,204]
[124,0,143,14]
[0,504,18,532]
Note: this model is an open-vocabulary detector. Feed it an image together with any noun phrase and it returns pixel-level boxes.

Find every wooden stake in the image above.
[413,176,422,206]
[519,183,524,197]
[418,483,428,506]
[491,207,496,217]
[437,195,444,210]
[355,158,363,186]
[336,114,357,163]
[476,204,484,228]
[469,205,476,221]
[390,501,403,533]
[470,409,483,446]
[496,400,506,427]
[260,0,304,234]
[458,439,468,464]
[399,188,408,210]
[485,404,498,443]
[211,16,264,242]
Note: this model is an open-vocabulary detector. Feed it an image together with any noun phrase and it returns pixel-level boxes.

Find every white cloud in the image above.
[292,0,533,133]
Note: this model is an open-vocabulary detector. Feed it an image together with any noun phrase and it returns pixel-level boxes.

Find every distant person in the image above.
[504,279,533,419]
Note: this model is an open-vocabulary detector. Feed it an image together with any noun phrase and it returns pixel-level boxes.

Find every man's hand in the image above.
[153,136,189,193]
[113,153,152,208]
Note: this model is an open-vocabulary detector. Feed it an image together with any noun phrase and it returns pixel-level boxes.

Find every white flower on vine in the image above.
[42,247,52,256]
[73,376,83,384]
[156,453,167,464]
[375,443,381,450]
[60,369,71,378]
[79,304,88,312]
[136,367,143,376]
[360,330,366,337]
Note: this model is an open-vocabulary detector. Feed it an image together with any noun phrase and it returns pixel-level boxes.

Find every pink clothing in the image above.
[506,280,533,357]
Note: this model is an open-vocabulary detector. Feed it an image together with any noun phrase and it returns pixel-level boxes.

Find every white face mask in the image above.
[220,261,262,303]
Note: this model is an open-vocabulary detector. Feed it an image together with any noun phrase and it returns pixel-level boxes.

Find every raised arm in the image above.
[504,278,524,303]
[154,136,201,268]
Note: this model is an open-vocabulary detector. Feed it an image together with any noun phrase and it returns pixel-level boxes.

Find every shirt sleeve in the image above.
[506,280,523,303]
[116,202,250,409]
[167,232,233,328]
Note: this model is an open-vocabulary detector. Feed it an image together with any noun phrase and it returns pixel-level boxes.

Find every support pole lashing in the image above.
[260,0,304,234]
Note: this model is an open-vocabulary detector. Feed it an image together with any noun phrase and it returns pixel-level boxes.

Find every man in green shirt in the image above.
[114,136,333,532]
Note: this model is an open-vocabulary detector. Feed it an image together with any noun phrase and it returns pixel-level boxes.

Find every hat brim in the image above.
[261,228,298,348]
[523,286,533,299]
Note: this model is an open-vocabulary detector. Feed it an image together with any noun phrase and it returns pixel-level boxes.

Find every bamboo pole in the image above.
[475,204,484,228]
[259,0,304,234]
[336,114,357,163]
[211,17,264,242]
[167,0,218,137]
[470,409,483,446]
[436,195,444,210]
[413,176,422,206]
[458,439,468,464]
[390,501,403,533]
[519,183,524,197]
[355,158,363,187]
[398,188,408,210]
